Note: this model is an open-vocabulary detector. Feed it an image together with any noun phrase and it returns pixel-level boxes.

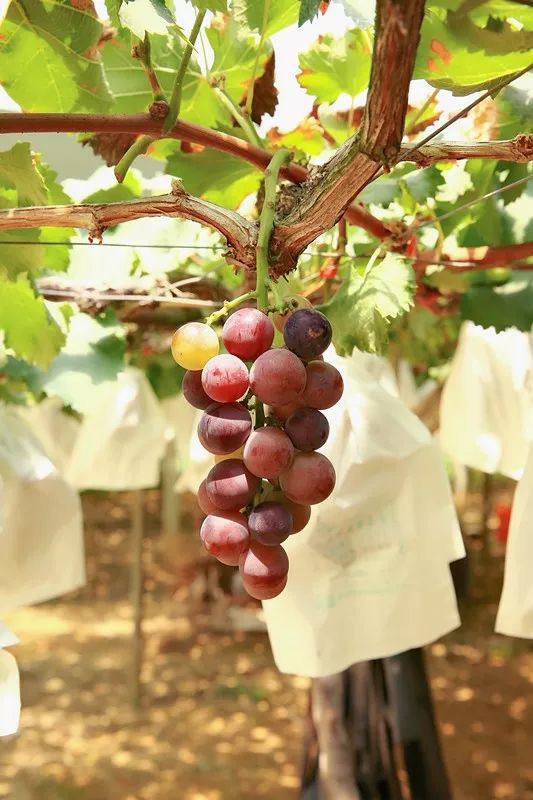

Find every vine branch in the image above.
[0,182,256,270]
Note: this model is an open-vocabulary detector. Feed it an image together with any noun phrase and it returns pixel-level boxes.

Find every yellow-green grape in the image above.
[171,322,219,370]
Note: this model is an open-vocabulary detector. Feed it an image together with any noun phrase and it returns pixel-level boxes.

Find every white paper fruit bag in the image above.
[440,322,533,479]
[171,393,213,494]
[495,442,533,638]
[0,622,20,737]
[67,367,167,491]
[262,349,464,678]
[0,406,85,613]
[18,397,80,474]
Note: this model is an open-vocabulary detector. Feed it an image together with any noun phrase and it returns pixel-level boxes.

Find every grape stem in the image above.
[163,9,207,134]
[255,148,291,428]
[205,290,257,326]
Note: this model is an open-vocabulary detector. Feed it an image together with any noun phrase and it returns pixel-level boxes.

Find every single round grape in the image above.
[198,478,221,515]
[285,407,329,452]
[198,403,252,455]
[280,452,336,505]
[206,458,259,512]
[249,349,306,406]
[200,512,249,566]
[302,361,344,410]
[201,354,249,403]
[223,308,275,361]
[171,322,219,370]
[248,502,293,546]
[214,446,244,464]
[268,398,305,422]
[268,491,312,534]
[283,497,312,533]
[183,370,212,410]
[239,542,289,600]
[272,295,312,333]
[283,308,332,360]
[243,427,294,479]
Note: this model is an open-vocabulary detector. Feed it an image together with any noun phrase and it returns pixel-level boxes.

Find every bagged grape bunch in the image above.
[170,300,343,600]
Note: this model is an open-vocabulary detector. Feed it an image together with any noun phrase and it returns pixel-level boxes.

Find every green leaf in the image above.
[298,0,321,26]
[37,160,74,271]
[104,0,122,27]
[119,0,176,38]
[460,272,533,332]
[320,253,416,354]
[0,226,44,279]
[0,274,65,367]
[494,77,533,138]
[415,10,533,95]
[165,147,262,208]
[1,0,113,112]
[41,311,126,413]
[80,170,142,204]
[467,1,533,27]
[207,17,271,106]
[101,29,222,127]
[0,143,47,206]
[192,0,227,10]
[234,0,299,37]
[298,28,372,103]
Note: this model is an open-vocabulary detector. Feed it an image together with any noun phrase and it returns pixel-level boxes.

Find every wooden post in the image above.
[160,436,179,544]
[384,649,453,800]
[130,490,145,709]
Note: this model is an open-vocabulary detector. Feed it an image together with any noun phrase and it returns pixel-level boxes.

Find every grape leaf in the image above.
[415,10,533,95]
[119,0,176,38]
[494,77,533,138]
[266,117,325,156]
[0,225,44,278]
[37,160,74,271]
[192,0,227,9]
[320,253,416,354]
[81,170,142,204]
[0,143,47,206]
[0,0,113,112]
[234,0,299,37]
[467,1,533,27]
[207,17,272,106]
[165,147,262,208]
[0,274,65,367]
[460,272,533,332]
[41,311,126,413]
[298,0,321,27]
[298,28,372,103]
[101,30,222,127]
[104,0,121,27]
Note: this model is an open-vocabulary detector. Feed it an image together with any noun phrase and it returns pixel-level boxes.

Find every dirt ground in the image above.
[1,489,532,800]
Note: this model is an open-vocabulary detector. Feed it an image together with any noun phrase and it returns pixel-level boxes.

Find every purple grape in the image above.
[248,502,293,546]
[183,370,212,410]
[283,308,332,360]
[206,458,259,511]
[198,403,252,454]
[284,407,329,451]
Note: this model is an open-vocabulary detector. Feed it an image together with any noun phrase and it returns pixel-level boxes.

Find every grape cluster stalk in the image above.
[171,300,344,600]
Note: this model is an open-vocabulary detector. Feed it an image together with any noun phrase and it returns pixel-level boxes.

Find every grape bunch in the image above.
[171,299,343,600]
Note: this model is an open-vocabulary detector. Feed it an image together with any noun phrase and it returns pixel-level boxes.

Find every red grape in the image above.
[249,349,306,406]
[201,354,249,403]
[268,398,304,421]
[283,308,332,360]
[280,452,335,505]
[183,370,212,410]
[200,512,250,565]
[206,458,259,511]
[239,542,289,600]
[272,295,312,333]
[248,502,293,546]
[283,497,311,533]
[243,427,294,479]
[198,403,252,454]
[302,361,344,409]
[223,308,275,360]
[198,478,221,515]
[285,407,329,451]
